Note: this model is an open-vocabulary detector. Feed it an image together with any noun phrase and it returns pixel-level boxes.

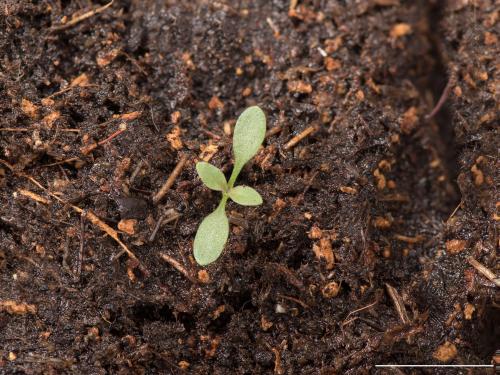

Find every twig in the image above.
[98,123,127,145]
[446,201,462,222]
[425,76,453,120]
[468,257,500,287]
[278,294,309,309]
[266,125,282,138]
[149,213,166,243]
[159,253,198,284]
[385,283,410,324]
[17,189,50,204]
[128,160,144,187]
[394,234,424,244]
[75,214,85,281]
[0,128,29,132]
[50,0,114,32]
[36,157,80,168]
[149,209,181,242]
[152,154,189,204]
[200,128,222,140]
[343,299,379,323]
[283,126,316,150]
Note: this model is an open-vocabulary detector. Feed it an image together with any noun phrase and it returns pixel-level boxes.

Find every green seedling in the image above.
[193,106,266,266]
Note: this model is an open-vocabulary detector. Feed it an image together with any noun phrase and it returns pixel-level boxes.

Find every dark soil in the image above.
[0,1,497,374]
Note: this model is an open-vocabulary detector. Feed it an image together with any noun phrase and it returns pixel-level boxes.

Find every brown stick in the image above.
[98,123,127,145]
[75,214,85,281]
[425,77,453,120]
[266,126,283,138]
[0,128,29,132]
[468,257,500,287]
[50,0,114,32]
[152,154,189,204]
[283,126,316,150]
[385,283,410,324]
[159,253,198,284]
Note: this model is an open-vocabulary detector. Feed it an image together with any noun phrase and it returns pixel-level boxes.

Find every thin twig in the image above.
[0,128,29,132]
[128,160,144,187]
[343,299,379,323]
[277,294,309,309]
[75,213,85,281]
[50,0,114,32]
[149,213,166,243]
[266,125,282,138]
[159,253,198,284]
[385,283,410,324]
[284,126,316,150]
[98,123,127,145]
[425,76,453,120]
[36,157,80,168]
[152,154,188,204]
[468,257,500,287]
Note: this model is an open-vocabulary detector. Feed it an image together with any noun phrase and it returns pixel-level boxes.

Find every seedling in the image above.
[193,106,266,266]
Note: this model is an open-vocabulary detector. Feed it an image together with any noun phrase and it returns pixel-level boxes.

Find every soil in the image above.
[0,1,498,374]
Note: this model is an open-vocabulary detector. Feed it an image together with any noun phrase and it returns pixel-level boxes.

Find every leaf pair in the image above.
[196,162,262,205]
[193,106,266,266]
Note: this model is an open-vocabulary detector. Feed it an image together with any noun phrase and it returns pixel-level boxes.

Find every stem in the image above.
[218,195,228,211]
[228,162,242,188]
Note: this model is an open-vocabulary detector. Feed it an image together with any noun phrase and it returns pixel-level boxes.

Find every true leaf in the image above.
[228,185,263,206]
[196,162,228,191]
[231,106,266,179]
[193,202,229,266]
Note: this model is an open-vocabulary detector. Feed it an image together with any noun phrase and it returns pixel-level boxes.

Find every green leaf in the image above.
[230,106,266,184]
[193,201,229,266]
[196,162,228,191]
[228,185,263,206]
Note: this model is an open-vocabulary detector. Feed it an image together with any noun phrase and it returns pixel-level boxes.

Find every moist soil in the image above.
[0,1,498,374]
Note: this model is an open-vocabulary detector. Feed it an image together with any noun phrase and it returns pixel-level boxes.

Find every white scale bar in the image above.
[375,365,493,368]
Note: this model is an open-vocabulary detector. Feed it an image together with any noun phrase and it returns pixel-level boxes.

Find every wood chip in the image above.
[400,106,418,134]
[166,126,183,150]
[470,164,484,186]
[324,57,341,71]
[340,186,357,194]
[463,303,475,320]
[0,300,37,315]
[118,219,137,235]
[287,80,312,94]
[208,95,224,110]
[373,168,386,190]
[261,315,273,331]
[390,23,412,38]
[373,216,391,229]
[96,48,120,67]
[113,111,141,121]
[42,111,61,128]
[445,239,466,255]
[312,237,335,270]
[394,234,424,243]
[198,270,210,284]
[70,73,90,88]
[432,341,457,363]
[322,281,340,298]
[21,98,38,118]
